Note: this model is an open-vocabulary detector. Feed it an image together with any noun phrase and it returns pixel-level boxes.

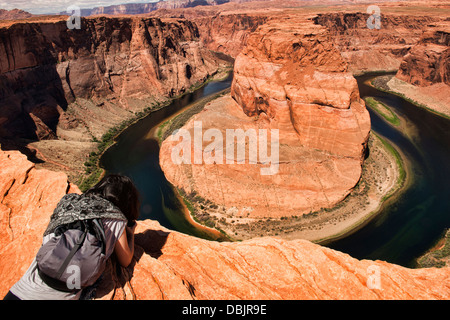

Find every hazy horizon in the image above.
[0,0,159,15]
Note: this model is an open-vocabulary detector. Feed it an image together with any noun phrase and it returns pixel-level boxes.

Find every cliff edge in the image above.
[0,148,449,300]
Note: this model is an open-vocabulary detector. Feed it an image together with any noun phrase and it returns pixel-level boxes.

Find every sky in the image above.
[0,0,159,15]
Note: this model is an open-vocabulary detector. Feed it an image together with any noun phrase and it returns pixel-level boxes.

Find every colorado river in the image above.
[101,72,450,267]
[100,73,233,241]
[325,73,450,268]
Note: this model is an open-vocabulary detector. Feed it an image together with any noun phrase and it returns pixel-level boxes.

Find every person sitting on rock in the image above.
[3,174,140,300]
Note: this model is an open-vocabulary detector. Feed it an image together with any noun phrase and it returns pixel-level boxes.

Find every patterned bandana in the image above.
[43,193,127,236]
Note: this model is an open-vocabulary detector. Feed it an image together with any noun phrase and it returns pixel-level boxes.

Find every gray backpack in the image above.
[36,194,127,292]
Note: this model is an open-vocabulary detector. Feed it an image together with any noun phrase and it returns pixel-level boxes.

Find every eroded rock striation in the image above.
[231,18,370,158]
[396,29,449,87]
[313,12,440,74]
[193,13,269,58]
[0,16,226,142]
[0,147,449,300]
[160,18,370,218]
[384,27,450,118]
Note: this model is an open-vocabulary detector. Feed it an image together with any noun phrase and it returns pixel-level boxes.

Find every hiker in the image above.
[3,174,140,300]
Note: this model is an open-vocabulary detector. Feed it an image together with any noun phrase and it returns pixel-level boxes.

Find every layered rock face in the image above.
[0,17,225,142]
[160,18,370,218]
[193,13,269,58]
[384,27,450,118]
[148,7,270,58]
[1,148,449,300]
[313,13,439,74]
[396,30,449,87]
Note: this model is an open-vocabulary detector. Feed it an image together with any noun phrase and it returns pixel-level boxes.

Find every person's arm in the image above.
[114,221,136,267]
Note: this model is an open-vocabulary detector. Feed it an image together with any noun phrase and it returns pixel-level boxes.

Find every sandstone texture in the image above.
[1,0,449,301]
[73,0,232,16]
[160,18,371,218]
[153,4,450,76]
[193,13,269,58]
[387,27,450,118]
[231,18,370,157]
[0,16,230,182]
[0,16,226,142]
[396,29,449,87]
[313,12,441,74]
[149,4,273,58]
[0,148,449,300]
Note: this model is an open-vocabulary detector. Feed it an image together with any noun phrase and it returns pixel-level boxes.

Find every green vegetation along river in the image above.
[326,73,450,268]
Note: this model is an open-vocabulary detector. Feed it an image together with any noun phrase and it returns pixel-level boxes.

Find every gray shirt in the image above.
[10,219,126,300]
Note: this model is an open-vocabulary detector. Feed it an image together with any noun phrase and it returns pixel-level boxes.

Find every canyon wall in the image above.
[385,26,450,118]
[3,9,436,146]
[0,147,449,300]
[313,12,439,74]
[0,18,225,144]
[193,13,269,58]
[396,29,449,87]
[153,9,448,76]
[61,1,226,16]
[231,18,370,159]
[310,11,449,116]
[148,7,271,58]
[159,17,370,219]
[0,16,230,182]
[0,17,226,142]
[68,0,247,16]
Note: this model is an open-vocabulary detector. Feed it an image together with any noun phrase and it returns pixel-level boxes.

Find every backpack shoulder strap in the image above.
[92,218,107,254]
[55,221,88,280]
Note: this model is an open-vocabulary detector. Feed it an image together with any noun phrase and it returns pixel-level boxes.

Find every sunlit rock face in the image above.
[160,18,370,218]
[0,17,224,141]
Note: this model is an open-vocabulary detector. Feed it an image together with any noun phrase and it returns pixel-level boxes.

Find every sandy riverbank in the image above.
[371,75,450,119]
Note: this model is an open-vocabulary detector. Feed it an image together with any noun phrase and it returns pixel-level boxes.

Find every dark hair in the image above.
[85,174,140,222]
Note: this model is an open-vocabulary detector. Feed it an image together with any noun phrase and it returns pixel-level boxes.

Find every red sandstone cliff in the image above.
[0,147,449,300]
[193,13,269,58]
[0,16,227,142]
[150,9,270,58]
[151,5,449,75]
[313,12,440,74]
[0,148,80,292]
[160,17,371,218]
[384,26,450,118]
[396,29,449,87]
[231,18,370,158]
